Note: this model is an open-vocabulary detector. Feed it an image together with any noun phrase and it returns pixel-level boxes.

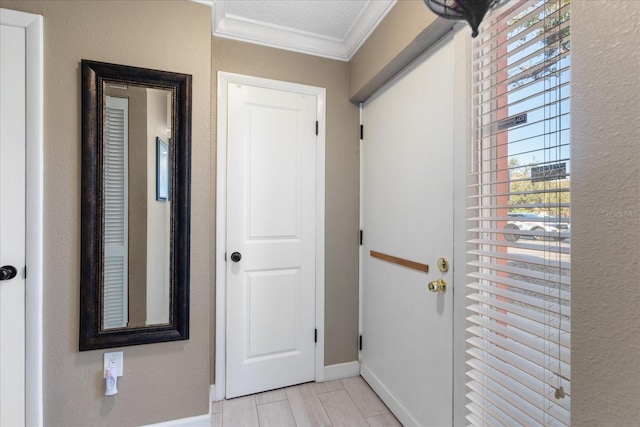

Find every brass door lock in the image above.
[437,257,449,273]
[428,278,447,293]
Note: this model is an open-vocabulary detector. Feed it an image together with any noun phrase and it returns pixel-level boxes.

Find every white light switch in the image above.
[103,351,123,378]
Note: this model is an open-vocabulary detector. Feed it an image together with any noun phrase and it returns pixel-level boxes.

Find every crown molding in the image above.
[211,0,396,62]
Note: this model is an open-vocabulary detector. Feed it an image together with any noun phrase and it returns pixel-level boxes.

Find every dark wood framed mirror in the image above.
[80,60,191,350]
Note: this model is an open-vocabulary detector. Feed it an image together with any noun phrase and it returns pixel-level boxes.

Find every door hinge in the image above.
[359,335,363,351]
[316,121,319,136]
[24,265,27,279]
[360,124,364,140]
[314,328,318,343]
[360,230,363,246]
[224,252,227,262]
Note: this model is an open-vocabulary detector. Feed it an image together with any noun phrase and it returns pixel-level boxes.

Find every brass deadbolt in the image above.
[437,258,449,273]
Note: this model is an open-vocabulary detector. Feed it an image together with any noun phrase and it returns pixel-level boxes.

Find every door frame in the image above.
[215,71,326,400]
[0,8,43,426]
[450,24,471,426]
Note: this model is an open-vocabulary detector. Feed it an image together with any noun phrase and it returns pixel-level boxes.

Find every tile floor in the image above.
[211,376,402,426]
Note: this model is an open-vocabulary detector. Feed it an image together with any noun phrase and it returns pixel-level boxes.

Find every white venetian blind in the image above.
[467,0,571,425]
[103,96,129,329]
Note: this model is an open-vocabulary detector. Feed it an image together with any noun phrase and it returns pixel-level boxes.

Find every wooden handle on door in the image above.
[369,251,429,273]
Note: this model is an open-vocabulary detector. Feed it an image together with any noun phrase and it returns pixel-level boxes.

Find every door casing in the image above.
[0,8,43,427]
[215,71,326,400]
[1,22,27,427]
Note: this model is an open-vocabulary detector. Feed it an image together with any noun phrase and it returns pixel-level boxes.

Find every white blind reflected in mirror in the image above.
[103,96,129,329]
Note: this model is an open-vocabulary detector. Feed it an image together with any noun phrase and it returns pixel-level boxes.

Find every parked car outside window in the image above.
[503,212,570,242]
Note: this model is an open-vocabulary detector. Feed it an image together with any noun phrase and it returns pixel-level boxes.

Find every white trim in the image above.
[361,363,420,427]
[215,72,326,400]
[188,0,213,7]
[0,8,44,427]
[322,361,361,382]
[314,85,326,384]
[358,103,364,359]
[214,72,228,402]
[209,384,216,406]
[212,1,395,61]
[143,414,211,427]
[451,23,471,427]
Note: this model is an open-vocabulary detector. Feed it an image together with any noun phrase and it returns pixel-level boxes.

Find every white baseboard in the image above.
[209,361,359,405]
[210,384,219,403]
[360,363,420,427]
[143,385,216,426]
[143,414,211,427]
[322,361,361,382]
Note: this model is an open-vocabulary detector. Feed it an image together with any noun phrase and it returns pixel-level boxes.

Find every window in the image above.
[467,0,571,425]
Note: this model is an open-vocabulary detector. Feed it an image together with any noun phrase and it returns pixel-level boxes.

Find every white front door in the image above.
[361,34,456,427]
[225,82,319,398]
[0,22,27,427]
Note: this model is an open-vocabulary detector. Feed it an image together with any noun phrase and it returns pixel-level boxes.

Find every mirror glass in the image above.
[103,84,172,330]
[80,60,191,350]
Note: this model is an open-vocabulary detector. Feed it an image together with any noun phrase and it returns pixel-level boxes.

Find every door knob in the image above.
[0,265,17,281]
[230,252,242,263]
[428,278,446,293]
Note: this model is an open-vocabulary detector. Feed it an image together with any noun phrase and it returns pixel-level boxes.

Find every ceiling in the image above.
[195,0,397,61]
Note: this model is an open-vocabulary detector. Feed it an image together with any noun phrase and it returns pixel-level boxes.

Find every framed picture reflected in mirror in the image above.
[156,137,169,202]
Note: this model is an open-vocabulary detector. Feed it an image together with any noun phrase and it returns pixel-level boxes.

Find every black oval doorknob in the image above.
[230,252,242,263]
[0,265,17,281]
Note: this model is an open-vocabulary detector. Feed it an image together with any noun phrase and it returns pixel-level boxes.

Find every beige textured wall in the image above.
[210,37,360,374]
[571,1,640,425]
[0,1,212,425]
[348,0,453,102]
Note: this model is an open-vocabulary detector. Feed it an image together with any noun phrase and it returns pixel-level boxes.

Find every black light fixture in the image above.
[424,0,502,37]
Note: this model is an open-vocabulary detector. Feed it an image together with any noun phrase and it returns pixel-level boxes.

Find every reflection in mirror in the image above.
[102,85,172,329]
[80,60,191,351]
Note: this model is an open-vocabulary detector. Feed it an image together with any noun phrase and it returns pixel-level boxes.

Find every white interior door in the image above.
[0,22,27,427]
[226,82,318,398]
[361,34,455,427]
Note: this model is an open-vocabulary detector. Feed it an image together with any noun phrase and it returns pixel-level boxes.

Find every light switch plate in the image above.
[103,351,123,378]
